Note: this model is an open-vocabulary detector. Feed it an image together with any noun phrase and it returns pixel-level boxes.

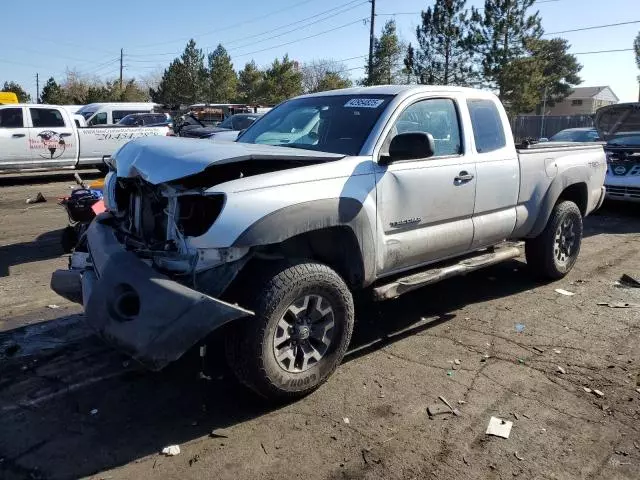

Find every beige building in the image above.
[546,86,618,115]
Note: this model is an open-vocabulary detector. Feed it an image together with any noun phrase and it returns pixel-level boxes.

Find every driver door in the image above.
[374,96,476,276]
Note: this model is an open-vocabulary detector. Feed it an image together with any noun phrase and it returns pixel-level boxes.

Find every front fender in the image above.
[232,198,377,286]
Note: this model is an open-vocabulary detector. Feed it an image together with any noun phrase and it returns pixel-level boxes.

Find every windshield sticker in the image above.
[344,98,385,108]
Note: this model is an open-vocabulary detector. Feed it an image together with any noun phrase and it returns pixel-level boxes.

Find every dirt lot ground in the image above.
[0,172,639,480]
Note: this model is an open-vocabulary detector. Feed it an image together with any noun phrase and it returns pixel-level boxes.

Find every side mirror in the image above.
[382,132,435,164]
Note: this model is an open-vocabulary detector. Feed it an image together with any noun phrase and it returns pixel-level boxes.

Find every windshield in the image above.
[237,95,393,155]
[549,129,599,142]
[79,110,96,120]
[607,133,640,146]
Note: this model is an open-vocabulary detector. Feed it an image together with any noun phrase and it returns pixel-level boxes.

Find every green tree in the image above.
[207,44,237,103]
[151,39,206,105]
[2,81,31,103]
[365,20,404,85]
[40,77,67,104]
[413,0,478,86]
[470,0,543,99]
[302,59,352,93]
[500,37,582,116]
[237,60,263,103]
[260,55,303,104]
[403,43,415,83]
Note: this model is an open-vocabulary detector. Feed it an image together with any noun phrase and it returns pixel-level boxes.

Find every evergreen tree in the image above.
[2,81,31,103]
[470,0,543,99]
[260,55,303,104]
[413,0,478,86]
[237,60,264,103]
[365,20,404,85]
[403,44,415,83]
[150,39,206,105]
[634,31,640,100]
[40,77,67,104]
[207,44,237,103]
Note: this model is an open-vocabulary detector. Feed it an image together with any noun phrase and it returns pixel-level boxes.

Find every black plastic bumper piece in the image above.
[71,216,252,370]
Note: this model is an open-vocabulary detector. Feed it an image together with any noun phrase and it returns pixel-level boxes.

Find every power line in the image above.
[233,17,369,59]
[573,48,634,55]
[544,20,640,36]
[130,0,319,50]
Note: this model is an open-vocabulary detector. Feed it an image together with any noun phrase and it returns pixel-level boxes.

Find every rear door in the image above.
[374,95,477,275]
[466,99,519,248]
[27,107,77,167]
[0,107,30,167]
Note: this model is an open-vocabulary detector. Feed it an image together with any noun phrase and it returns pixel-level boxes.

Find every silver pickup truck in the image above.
[52,86,606,399]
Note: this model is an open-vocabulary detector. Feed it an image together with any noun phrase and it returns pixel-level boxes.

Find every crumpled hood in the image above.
[594,103,640,142]
[113,136,344,184]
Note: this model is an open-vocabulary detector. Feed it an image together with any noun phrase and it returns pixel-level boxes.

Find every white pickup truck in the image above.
[0,104,171,171]
[52,85,606,400]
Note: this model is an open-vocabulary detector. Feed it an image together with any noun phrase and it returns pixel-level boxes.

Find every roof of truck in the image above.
[297,85,498,99]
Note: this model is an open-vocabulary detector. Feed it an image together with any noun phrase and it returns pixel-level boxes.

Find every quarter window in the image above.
[0,108,24,128]
[388,98,462,157]
[466,99,506,153]
[30,108,66,128]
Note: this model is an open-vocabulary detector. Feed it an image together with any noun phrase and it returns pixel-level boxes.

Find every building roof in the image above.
[567,86,617,100]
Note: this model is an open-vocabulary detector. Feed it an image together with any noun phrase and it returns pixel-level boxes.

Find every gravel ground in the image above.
[0,173,638,480]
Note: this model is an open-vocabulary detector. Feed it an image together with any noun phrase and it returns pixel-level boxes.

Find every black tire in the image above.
[60,225,78,253]
[525,200,583,280]
[225,260,354,400]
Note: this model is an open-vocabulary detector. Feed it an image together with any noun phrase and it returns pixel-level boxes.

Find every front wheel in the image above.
[225,261,354,400]
[525,200,583,280]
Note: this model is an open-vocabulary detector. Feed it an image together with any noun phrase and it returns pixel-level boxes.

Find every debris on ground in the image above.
[514,451,524,461]
[438,396,461,416]
[161,445,181,456]
[614,450,629,456]
[636,388,640,395]
[555,288,575,296]
[515,323,525,333]
[343,417,350,425]
[25,192,46,204]
[189,454,200,466]
[486,417,513,439]
[89,409,98,415]
[556,366,566,374]
[447,370,454,376]
[618,274,640,288]
[593,389,605,398]
[583,387,592,394]
[454,359,461,365]
[533,346,545,353]
[261,443,268,455]
[517,358,525,365]
[209,431,228,439]
[46,304,60,309]
[553,349,562,354]
[458,400,466,405]
[597,301,639,308]
[427,404,454,417]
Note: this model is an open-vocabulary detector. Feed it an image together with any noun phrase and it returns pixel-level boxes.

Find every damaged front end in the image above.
[51,174,253,370]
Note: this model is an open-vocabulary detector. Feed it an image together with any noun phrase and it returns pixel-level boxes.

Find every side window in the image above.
[388,98,462,157]
[0,108,24,128]
[30,108,66,128]
[466,99,506,153]
[89,112,107,126]
[113,110,147,123]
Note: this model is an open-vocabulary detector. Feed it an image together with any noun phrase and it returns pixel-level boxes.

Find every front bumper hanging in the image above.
[51,215,252,370]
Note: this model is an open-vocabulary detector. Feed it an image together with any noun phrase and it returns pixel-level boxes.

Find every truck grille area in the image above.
[605,185,640,198]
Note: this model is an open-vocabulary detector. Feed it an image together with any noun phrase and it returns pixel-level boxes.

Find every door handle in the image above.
[454,171,474,184]
[60,133,72,137]
[12,133,25,138]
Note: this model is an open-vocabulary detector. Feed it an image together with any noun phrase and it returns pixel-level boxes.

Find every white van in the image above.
[77,102,158,126]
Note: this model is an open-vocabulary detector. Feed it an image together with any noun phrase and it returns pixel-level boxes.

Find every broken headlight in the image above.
[177,194,225,237]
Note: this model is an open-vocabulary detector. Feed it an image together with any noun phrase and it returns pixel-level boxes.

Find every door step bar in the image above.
[373,245,522,301]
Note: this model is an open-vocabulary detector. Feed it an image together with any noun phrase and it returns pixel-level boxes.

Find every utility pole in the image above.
[539,85,548,139]
[119,48,124,92]
[368,0,376,82]
[35,73,39,104]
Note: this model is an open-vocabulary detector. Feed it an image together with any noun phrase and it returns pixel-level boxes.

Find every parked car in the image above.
[52,85,606,400]
[596,103,640,202]
[180,113,262,139]
[76,102,159,126]
[0,104,171,171]
[117,112,172,128]
[547,127,601,142]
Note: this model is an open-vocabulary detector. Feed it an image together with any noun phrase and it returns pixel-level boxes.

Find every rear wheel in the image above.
[525,200,583,279]
[225,261,354,400]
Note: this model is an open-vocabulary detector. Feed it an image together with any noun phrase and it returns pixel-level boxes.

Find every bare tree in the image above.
[301,59,352,93]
